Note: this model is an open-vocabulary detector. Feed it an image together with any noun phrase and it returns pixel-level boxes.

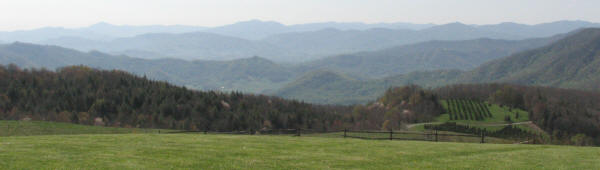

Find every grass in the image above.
[0,120,173,136]
[0,134,598,169]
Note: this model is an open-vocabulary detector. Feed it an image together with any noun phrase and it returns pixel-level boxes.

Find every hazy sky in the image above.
[0,0,598,31]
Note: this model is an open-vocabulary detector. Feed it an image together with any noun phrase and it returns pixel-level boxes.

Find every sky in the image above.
[0,0,598,31]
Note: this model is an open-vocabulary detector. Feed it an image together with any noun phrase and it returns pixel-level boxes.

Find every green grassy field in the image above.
[0,120,172,136]
[0,134,598,169]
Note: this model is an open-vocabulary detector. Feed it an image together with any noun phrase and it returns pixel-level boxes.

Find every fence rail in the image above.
[343,129,485,143]
[165,128,487,143]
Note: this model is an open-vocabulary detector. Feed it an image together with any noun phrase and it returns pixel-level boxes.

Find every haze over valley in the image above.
[2,1,600,168]
[1,20,598,104]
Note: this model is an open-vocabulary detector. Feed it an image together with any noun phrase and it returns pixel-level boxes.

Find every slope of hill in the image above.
[279,28,600,104]
[273,70,463,105]
[460,28,600,91]
[0,43,292,93]
[274,70,381,104]
[0,65,348,131]
[299,36,561,78]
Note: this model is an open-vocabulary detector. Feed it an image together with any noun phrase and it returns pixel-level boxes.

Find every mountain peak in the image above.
[89,22,113,28]
[426,22,474,30]
[230,20,284,27]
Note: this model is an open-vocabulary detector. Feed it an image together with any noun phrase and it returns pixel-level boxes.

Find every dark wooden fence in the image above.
[166,128,331,136]
[342,129,485,143]
[166,128,486,143]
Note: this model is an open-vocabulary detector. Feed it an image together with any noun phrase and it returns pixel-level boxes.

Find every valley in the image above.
[1,4,600,168]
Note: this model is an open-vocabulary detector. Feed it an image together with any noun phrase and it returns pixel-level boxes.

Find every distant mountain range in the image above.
[279,28,600,104]
[0,22,207,43]
[297,35,564,78]
[2,26,600,105]
[43,32,285,61]
[0,32,560,96]
[0,20,432,42]
[3,20,599,62]
[0,43,292,93]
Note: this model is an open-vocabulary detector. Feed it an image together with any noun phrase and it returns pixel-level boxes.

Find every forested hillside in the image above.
[274,69,463,105]
[282,28,600,104]
[299,36,561,78]
[274,70,382,104]
[0,65,349,131]
[460,28,600,91]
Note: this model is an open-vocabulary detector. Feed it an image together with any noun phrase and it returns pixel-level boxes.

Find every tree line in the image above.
[1,64,598,145]
[0,64,351,131]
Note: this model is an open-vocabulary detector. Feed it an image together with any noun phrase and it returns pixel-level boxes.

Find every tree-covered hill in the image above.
[274,70,382,105]
[0,65,349,131]
[273,69,463,105]
[281,28,600,104]
[298,36,561,78]
[460,28,600,91]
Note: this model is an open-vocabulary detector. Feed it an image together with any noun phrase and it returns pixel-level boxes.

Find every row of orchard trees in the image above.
[0,64,352,131]
[445,99,492,121]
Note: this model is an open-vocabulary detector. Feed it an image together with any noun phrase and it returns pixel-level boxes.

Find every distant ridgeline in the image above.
[0,64,351,131]
[277,28,600,105]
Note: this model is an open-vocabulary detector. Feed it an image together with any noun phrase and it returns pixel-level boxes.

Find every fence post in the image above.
[297,128,301,136]
[389,129,393,140]
[159,130,160,134]
[344,129,347,138]
[435,130,438,142]
[204,129,207,134]
[481,131,485,143]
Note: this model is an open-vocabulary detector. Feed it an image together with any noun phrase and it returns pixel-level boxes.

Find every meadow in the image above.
[1,133,599,169]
